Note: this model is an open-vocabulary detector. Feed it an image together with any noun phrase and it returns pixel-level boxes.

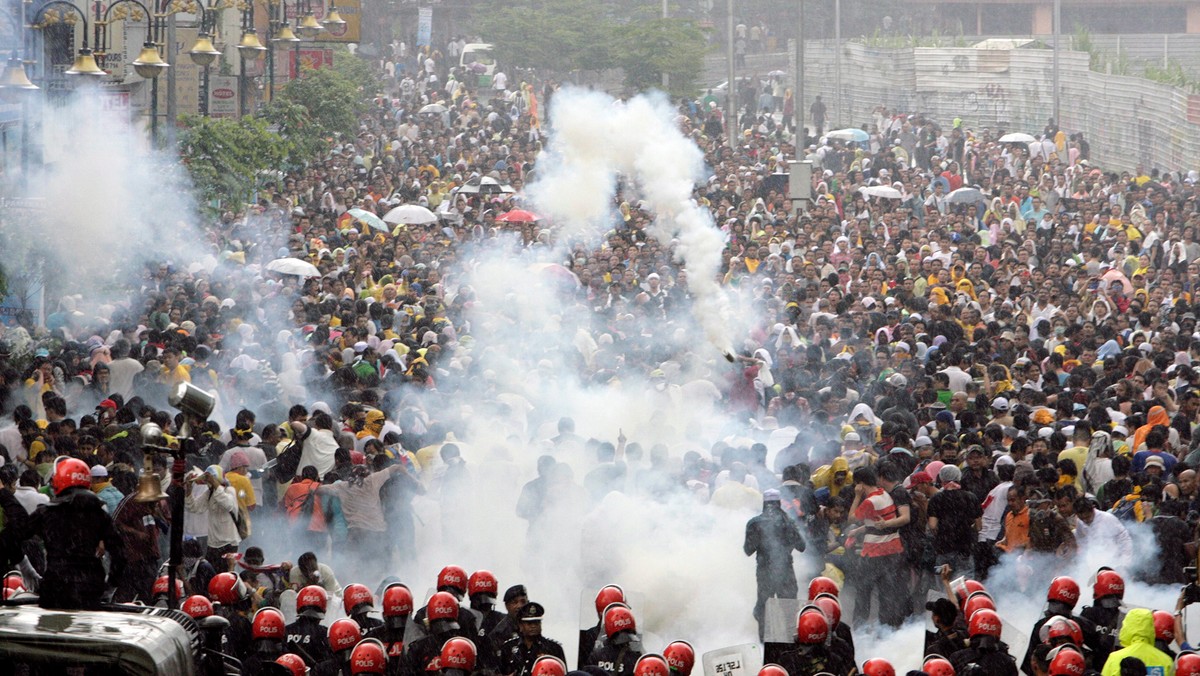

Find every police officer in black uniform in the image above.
[949,609,1018,676]
[497,603,567,676]
[586,606,642,676]
[403,608,466,676]
[286,590,334,667]
[469,578,508,670]
[366,582,414,676]
[19,458,125,610]
[489,585,529,663]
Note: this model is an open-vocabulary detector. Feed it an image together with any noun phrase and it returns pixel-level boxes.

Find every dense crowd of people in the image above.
[2,31,1200,676]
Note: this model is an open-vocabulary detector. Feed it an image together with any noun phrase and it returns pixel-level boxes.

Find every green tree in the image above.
[277,64,367,141]
[613,18,708,96]
[259,97,326,166]
[471,0,616,73]
[177,115,291,208]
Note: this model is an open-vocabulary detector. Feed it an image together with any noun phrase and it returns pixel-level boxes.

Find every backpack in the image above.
[231,503,251,540]
[271,426,310,483]
[1110,491,1148,523]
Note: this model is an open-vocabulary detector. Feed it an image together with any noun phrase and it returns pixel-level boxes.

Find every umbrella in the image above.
[998,132,1037,144]
[1100,269,1133,295]
[860,185,903,200]
[347,207,388,232]
[266,257,321,278]
[457,176,515,195]
[825,128,869,143]
[419,103,448,114]
[768,70,787,77]
[946,187,985,205]
[529,262,580,288]
[496,209,540,223]
[383,204,438,225]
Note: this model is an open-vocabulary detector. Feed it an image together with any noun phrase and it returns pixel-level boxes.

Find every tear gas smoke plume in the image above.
[0,85,203,292]
[862,517,1189,671]
[528,88,736,360]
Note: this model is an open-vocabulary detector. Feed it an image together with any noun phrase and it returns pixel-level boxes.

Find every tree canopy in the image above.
[470,0,709,96]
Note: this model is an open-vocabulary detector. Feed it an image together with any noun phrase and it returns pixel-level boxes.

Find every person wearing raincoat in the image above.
[812,457,854,500]
[1100,608,1174,676]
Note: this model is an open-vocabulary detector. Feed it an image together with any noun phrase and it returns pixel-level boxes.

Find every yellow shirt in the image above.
[1058,445,1088,491]
[162,364,191,387]
[227,471,256,509]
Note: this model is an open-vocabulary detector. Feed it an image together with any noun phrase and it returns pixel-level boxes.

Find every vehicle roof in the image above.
[0,605,195,676]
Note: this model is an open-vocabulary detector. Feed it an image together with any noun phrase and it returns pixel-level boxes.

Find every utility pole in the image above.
[661,0,668,90]
[794,0,804,146]
[726,0,735,150]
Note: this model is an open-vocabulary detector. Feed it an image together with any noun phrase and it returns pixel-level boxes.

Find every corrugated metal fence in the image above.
[795,43,1200,172]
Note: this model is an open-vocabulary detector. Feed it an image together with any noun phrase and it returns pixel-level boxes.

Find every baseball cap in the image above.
[90,465,108,478]
[992,397,1009,411]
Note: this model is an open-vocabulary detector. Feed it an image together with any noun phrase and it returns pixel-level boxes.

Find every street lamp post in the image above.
[236,2,266,117]
[0,0,39,192]
[31,1,106,76]
[86,0,169,141]
[267,0,300,103]
[187,2,222,116]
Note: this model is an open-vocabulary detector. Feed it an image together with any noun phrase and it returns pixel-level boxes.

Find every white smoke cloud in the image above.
[529,88,735,359]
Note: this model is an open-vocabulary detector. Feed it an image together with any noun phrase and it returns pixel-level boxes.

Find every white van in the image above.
[459,43,496,89]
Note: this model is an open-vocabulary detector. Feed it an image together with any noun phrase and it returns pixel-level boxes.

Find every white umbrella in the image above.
[947,187,985,204]
[860,185,903,200]
[419,103,448,114]
[456,176,515,195]
[825,128,869,143]
[266,257,321,278]
[347,207,388,232]
[997,132,1036,144]
[383,204,438,225]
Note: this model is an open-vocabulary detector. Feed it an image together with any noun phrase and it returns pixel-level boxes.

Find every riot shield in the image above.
[702,643,763,676]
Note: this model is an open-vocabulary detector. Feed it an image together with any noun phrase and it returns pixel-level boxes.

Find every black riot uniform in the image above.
[828,634,856,673]
[578,623,603,670]
[470,597,507,670]
[241,638,285,676]
[366,624,408,675]
[1080,603,1122,665]
[217,606,253,662]
[587,635,642,676]
[496,602,567,676]
[950,641,1019,676]
[1021,611,1102,676]
[286,616,333,667]
[776,644,855,676]
[403,629,461,676]
[23,485,125,610]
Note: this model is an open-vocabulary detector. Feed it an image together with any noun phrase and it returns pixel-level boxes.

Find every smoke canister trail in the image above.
[532,88,736,360]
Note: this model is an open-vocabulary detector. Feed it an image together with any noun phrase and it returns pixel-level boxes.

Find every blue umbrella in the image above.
[826,128,869,143]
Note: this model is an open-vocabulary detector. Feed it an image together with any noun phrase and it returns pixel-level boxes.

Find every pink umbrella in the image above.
[1100,268,1133,295]
[528,263,580,288]
[496,209,541,223]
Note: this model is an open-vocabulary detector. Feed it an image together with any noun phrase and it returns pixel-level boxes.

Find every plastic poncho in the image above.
[812,457,853,498]
[1100,608,1174,676]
